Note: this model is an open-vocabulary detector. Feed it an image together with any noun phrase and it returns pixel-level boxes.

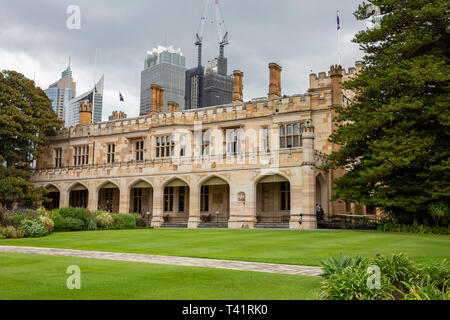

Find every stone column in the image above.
[299,120,317,230]
[188,179,200,229]
[151,183,164,228]
[87,183,98,212]
[119,181,130,214]
[60,186,70,208]
[228,172,256,229]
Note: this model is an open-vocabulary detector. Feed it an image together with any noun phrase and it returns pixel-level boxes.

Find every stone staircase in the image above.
[197,222,229,229]
[254,223,289,229]
[160,222,188,229]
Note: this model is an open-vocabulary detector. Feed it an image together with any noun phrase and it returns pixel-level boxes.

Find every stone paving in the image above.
[0,245,322,277]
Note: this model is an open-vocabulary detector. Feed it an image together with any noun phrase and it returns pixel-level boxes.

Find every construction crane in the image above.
[195,0,229,108]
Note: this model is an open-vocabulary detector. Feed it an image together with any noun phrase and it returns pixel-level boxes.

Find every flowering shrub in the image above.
[95,211,114,229]
[20,219,50,238]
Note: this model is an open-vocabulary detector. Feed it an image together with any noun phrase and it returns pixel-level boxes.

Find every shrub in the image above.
[95,212,114,229]
[20,219,50,238]
[320,254,363,277]
[133,214,147,228]
[59,217,85,232]
[375,254,418,288]
[58,207,89,224]
[400,278,450,300]
[319,261,395,300]
[48,210,64,231]
[0,225,25,239]
[87,219,98,231]
[112,214,136,229]
[417,261,450,291]
[378,221,449,235]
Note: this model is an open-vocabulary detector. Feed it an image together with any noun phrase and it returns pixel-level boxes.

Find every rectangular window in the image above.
[133,188,143,214]
[366,206,376,215]
[164,187,174,212]
[180,135,186,157]
[135,141,144,162]
[55,148,62,168]
[178,187,185,212]
[280,182,291,211]
[263,127,270,153]
[201,185,209,212]
[73,145,89,166]
[70,190,88,208]
[202,131,210,156]
[156,136,174,158]
[227,129,241,155]
[107,143,115,164]
[105,189,113,213]
[280,124,303,149]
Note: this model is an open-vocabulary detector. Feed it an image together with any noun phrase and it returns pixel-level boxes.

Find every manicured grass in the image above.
[0,253,320,300]
[1,229,448,266]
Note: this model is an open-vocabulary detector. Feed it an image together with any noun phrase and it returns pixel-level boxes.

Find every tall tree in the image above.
[327,0,449,223]
[0,70,63,209]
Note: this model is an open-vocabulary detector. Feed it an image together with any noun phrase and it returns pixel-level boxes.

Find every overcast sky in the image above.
[0,0,367,120]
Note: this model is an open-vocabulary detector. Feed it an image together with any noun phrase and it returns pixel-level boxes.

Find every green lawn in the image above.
[0,253,320,300]
[1,229,448,266]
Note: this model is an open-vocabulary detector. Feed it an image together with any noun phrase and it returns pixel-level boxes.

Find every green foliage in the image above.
[112,214,136,229]
[400,278,450,300]
[48,210,64,231]
[428,202,449,227]
[319,261,394,300]
[319,253,363,277]
[326,0,450,223]
[58,207,89,224]
[0,71,63,209]
[378,220,450,235]
[20,219,50,238]
[0,225,25,239]
[319,254,449,300]
[375,254,418,288]
[87,219,97,231]
[94,211,114,229]
[59,217,85,232]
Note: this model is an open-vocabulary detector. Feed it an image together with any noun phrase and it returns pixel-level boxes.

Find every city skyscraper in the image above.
[140,45,187,115]
[64,75,104,127]
[44,64,76,121]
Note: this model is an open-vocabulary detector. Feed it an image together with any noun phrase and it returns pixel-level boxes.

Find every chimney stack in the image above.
[150,84,165,113]
[268,63,282,99]
[158,87,164,112]
[168,101,180,112]
[79,101,92,125]
[232,70,244,103]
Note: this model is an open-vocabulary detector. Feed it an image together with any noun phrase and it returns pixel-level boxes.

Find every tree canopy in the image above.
[327,0,449,223]
[0,70,63,209]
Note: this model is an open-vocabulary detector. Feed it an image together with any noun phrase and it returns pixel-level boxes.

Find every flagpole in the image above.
[337,10,341,66]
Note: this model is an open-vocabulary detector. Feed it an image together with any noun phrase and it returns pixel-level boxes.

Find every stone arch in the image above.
[161,176,190,225]
[68,182,89,209]
[128,178,154,215]
[198,175,230,225]
[43,184,60,210]
[315,172,329,217]
[255,173,291,225]
[97,180,120,213]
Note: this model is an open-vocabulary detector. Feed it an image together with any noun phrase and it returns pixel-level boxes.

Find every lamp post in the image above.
[216,210,220,224]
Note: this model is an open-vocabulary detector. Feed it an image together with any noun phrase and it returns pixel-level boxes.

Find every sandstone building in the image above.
[32,62,365,230]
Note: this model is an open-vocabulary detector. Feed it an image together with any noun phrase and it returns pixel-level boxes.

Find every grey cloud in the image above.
[0,0,366,119]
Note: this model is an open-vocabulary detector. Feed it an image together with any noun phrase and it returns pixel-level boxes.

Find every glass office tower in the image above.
[64,76,104,127]
[140,45,187,115]
[44,65,76,121]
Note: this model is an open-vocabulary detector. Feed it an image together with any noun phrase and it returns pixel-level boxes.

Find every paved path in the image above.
[0,246,322,277]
